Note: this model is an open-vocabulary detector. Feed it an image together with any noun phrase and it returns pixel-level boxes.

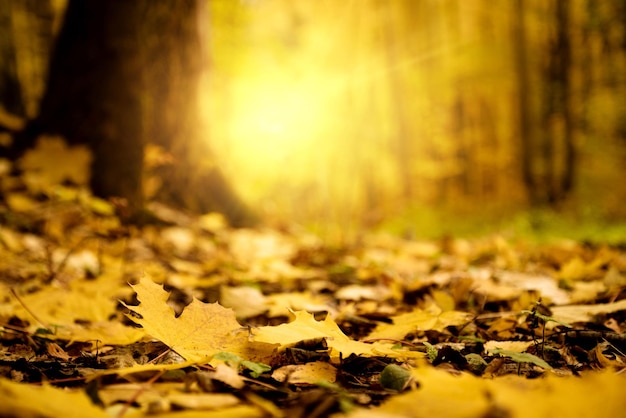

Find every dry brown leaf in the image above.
[272,361,337,384]
[210,364,246,389]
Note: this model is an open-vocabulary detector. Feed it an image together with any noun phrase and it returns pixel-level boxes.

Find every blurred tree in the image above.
[0,1,25,118]
[540,0,574,206]
[0,0,55,121]
[515,0,574,208]
[3,0,256,225]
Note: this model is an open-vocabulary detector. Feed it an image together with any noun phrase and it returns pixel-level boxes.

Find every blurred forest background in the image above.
[1,0,626,241]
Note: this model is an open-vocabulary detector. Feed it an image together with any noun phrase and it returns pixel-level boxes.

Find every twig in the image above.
[10,288,51,331]
[361,338,420,347]
[603,338,625,358]
[148,348,173,364]
[116,369,166,418]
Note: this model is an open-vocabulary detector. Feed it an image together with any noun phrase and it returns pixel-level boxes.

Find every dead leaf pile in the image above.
[0,181,625,417]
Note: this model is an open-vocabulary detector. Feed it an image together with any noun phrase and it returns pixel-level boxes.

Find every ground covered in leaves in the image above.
[1,188,626,418]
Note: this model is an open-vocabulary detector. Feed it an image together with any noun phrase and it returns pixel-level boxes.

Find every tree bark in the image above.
[8,0,256,225]
[12,0,145,212]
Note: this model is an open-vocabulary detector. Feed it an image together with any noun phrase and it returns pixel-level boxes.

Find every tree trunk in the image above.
[542,0,574,206]
[0,1,25,118]
[0,0,55,121]
[12,0,145,212]
[515,0,574,208]
[513,0,539,206]
[9,0,256,225]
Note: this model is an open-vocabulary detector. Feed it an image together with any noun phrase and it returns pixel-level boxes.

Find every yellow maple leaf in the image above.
[343,367,626,418]
[18,135,91,192]
[53,322,145,345]
[123,277,275,362]
[252,310,385,359]
[8,279,143,345]
[367,305,473,340]
[0,378,109,418]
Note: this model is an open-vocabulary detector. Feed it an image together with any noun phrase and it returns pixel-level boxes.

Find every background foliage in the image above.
[2,0,626,240]
[205,0,626,239]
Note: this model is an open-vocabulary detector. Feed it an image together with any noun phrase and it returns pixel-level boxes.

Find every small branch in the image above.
[116,369,166,418]
[10,288,51,331]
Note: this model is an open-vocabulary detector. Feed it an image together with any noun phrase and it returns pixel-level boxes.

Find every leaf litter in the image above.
[0,182,626,416]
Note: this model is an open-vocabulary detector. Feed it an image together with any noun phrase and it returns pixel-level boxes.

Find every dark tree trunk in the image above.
[513,0,538,206]
[0,1,25,118]
[542,0,574,206]
[12,0,145,211]
[515,0,574,208]
[8,0,256,225]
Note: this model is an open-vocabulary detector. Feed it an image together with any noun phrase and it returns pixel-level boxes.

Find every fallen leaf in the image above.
[252,310,383,359]
[123,277,275,362]
[220,286,268,319]
[367,305,472,340]
[8,281,144,345]
[266,291,332,317]
[550,299,626,325]
[19,136,91,193]
[0,378,109,418]
[150,405,266,418]
[272,361,337,384]
[167,392,241,410]
[335,285,392,301]
[339,367,626,418]
[210,364,246,389]
[483,341,533,353]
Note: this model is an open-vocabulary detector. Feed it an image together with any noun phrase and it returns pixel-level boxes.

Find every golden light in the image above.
[228,80,321,171]
[203,0,434,233]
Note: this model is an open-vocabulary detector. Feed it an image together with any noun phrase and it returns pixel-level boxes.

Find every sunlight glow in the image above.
[229,81,318,165]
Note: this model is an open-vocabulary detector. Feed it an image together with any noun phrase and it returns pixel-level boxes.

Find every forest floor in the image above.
[1,188,626,418]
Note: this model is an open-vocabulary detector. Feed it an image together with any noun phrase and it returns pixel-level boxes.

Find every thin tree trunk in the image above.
[382,1,412,202]
[513,0,537,205]
[0,1,25,118]
[543,0,574,205]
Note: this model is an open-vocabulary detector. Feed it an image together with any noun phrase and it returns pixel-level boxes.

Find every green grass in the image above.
[377,205,626,245]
